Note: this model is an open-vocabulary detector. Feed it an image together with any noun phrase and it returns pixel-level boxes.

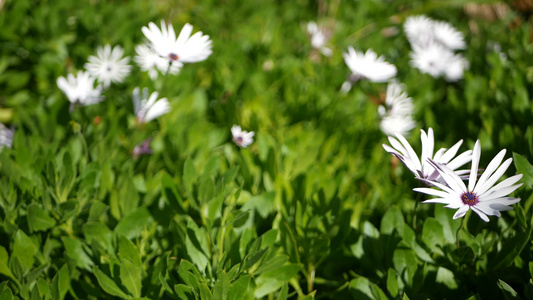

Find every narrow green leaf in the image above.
[118,236,141,267]
[213,271,230,300]
[497,279,519,300]
[62,237,93,271]
[12,230,37,273]
[386,268,399,298]
[513,153,533,188]
[228,275,251,300]
[50,264,70,300]
[27,203,56,232]
[93,266,130,299]
[254,264,302,298]
[120,260,142,298]
[114,207,153,239]
[277,284,288,300]
[0,285,13,300]
[174,284,196,300]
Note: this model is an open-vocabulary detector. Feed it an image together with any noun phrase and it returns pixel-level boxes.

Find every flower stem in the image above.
[413,192,422,230]
[456,217,465,248]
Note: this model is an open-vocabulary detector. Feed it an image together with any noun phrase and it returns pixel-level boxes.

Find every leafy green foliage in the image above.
[1,0,533,299]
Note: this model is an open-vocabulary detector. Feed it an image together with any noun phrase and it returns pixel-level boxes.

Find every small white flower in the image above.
[134,44,182,79]
[307,21,332,57]
[132,87,170,123]
[404,15,435,47]
[433,20,466,50]
[378,81,414,118]
[0,123,14,150]
[231,125,254,148]
[383,128,472,183]
[380,114,416,137]
[414,140,523,222]
[85,44,131,87]
[141,21,212,65]
[410,42,455,78]
[343,47,397,83]
[57,71,103,109]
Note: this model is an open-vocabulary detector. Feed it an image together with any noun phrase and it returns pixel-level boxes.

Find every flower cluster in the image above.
[405,15,469,81]
[55,21,215,156]
[306,21,332,57]
[384,128,522,222]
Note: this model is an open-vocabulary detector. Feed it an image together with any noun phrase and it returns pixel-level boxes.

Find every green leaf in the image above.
[0,246,15,280]
[27,203,56,232]
[118,236,141,267]
[349,277,388,300]
[421,218,445,255]
[277,284,288,300]
[497,279,519,300]
[393,248,418,287]
[114,207,153,239]
[380,205,404,235]
[174,284,196,300]
[50,264,70,300]
[120,259,142,298]
[386,268,399,298]
[241,192,275,219]
[0,285,13,300]
[61,237,93,271]
[213,271,230,300]
[491,228,531,270]
[12,230,37,273]
[93,266,130,299]
[513,153,533,188]
[254,264,302,298]
[435,267,457,290]
[228,275,251,300]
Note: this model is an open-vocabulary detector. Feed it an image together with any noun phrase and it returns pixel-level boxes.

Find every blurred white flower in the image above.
[378,80,414,118]
[414,140,522,222]
[410,42,454,78]
[380,114,416,137]
[134,44,182,79]
[404,15,435,47]
[142,21,212,65]
[57,71,103,111]
[383,128,472,183]
[343,47,397,82]
[132,87,170,123]
[231,125,254,148]
[444,54,469,82]
[0,123,14,150]
[85,44,131,88]
[307,21,332,57]
[433,21,466,50]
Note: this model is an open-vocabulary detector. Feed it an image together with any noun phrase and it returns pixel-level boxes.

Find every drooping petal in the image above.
[452,205,469,219]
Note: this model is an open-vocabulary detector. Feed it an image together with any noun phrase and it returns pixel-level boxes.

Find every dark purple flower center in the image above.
[168,53,179,61]
[460,191,479,206]
[234,136,243,145]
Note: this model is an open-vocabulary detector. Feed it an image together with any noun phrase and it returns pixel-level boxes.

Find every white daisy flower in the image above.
[380,114,416,137]
[444,54,469,82]
[134,44,182,80]
[410,42,455,78]
[414,140,523,222]
[141,21,212,65]
[378,80,414,118]
[0,123,14,150]
[231,125,254,148]
[307,21,332,57]
[57,71,103,110]
[383,128,472,183]
[343,47,397,83]
[433,20,466,50]
[404,15,435,47]
[132,87,170,123]
[85,44,132,88]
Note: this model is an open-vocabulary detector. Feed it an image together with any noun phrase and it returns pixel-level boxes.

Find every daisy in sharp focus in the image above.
[414,140,523,222]
[231,125,254,148]
[132,87,170,123]
[57,71,103,111]
[343,47,397,83]
[85,44,132,88]
[0,123,14,151]
[383,128,472,184]
[141,21,212,66]
[134,44,183,80]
